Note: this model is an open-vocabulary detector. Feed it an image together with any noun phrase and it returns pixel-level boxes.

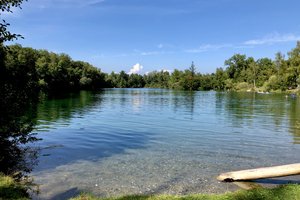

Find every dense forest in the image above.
[1,42,300,94]
[108,42,300,92]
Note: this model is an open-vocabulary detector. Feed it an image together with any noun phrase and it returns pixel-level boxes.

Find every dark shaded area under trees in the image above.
[0,0,39,182]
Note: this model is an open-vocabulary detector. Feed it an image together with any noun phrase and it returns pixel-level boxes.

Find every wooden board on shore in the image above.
[217,163,300,182]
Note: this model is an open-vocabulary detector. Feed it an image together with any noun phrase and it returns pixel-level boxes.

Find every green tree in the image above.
[106,71,118,87]
[169,69,183,90]
[286,41,300,89]
[225,54,248,81]
[213,68,227,90]
[198,74,213,90]
[189,61,196,77]
[224,78,234,90]
[0,0,26,43]
[255,58,276,87]
[188,62,197,91]
[144,70,170,88]
[0,44,39,180]
[297,75,300,88]
[264,75,280,91]
[275,52,285,73]
[0,1,39,181]
[247,61,258,88]
[128,74,145,88]
[116,71,129,88]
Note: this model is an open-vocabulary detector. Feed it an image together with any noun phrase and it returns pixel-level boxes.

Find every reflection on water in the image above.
[36,91,103,131]
[289,99,300,144]
[216,92,300,143]
[33,90,149,171]
[31,89,300,199]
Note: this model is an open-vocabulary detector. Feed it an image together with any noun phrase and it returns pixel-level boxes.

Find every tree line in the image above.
[106,42,300,92]
[2,42,300,94]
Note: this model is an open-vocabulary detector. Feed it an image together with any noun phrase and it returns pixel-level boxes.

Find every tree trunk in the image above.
[217,163,300,182]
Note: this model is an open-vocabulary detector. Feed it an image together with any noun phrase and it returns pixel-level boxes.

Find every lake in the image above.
[30,89,300,199]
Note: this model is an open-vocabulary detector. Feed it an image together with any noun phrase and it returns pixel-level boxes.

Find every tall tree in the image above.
[188,62,197,91]
[225,54,248,81]
[213,68,227,90]
[287,41,300,88]
[248,61,258,88]
[189,61,196,77]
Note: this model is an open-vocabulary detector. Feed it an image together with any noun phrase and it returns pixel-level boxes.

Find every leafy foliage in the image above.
[3,42,300,95]
[0,0,27,43]
[5,44,106,92]
[0,44,39,179]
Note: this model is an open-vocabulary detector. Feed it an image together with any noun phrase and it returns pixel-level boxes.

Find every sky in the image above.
[3,0,300,74]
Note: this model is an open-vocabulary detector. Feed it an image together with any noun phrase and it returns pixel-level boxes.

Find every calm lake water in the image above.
[31,89,300,199]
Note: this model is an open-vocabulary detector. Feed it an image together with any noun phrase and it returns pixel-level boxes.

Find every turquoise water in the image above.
[31,89,300,199]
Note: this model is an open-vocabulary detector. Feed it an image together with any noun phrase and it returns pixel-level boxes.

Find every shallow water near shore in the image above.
[30,89,300,199]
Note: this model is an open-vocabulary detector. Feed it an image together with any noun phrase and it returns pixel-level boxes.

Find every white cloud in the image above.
[244,33,300,45]
[84,0,106,6]
[65,0,105,7]
[140,51,160,56]
[138,49,173,56]
[157,43,174,49]
[184,33,300,53]
[110,48,173,58]
[33,0,105,8]
[185,44,232,53]
[141,50,174,56]
[128,63,143,74]
[233,45,255,49]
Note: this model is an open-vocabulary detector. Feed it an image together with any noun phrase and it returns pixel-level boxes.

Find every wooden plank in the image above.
[217,163,300,182]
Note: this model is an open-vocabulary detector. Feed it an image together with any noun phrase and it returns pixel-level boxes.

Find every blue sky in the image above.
[3,0,300,74]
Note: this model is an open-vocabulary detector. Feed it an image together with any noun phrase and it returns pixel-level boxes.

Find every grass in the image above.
[0,174,29,200]
[71,184,300,200]
[1,174,299,200]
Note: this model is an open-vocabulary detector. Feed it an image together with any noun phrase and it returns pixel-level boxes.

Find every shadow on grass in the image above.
[0,175,29,200]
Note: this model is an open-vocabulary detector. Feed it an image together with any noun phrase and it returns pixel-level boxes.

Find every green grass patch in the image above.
[0,174,30,200]
[71,184,300,200]
[1,174,299,200]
